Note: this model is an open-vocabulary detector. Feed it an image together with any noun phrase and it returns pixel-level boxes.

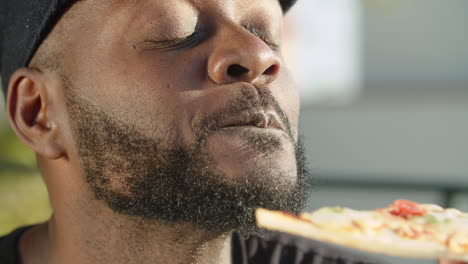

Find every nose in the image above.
[207,27,282,85]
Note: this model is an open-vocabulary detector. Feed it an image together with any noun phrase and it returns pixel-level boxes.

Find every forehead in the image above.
[62,0,283,50]
[110,0,281,12]
[82,0,283,24]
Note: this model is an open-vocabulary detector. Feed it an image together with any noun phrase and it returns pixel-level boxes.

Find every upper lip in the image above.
[219,109,285,131]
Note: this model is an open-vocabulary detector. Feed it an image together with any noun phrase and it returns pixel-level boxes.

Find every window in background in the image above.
[284,0,362,104]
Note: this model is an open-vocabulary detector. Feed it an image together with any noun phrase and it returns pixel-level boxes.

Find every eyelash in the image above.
[140,32,200,50]
[258,35,280,51]
[139,26,279,51]
[241,24,281,51]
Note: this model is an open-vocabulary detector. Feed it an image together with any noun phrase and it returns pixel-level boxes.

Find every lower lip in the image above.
[206,126,289,157]
[215,126,287,136]
[204,127,291,166]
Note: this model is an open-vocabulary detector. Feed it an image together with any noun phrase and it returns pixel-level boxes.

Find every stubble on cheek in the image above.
[64,81,310,233]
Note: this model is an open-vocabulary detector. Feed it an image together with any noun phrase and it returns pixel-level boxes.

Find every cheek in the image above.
[71,73,186,147]
[274,68,300,137]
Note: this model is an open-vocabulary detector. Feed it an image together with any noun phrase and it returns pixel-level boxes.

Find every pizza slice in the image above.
[255,200,468,261]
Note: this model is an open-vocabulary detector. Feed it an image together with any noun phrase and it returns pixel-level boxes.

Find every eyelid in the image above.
[137,31,200,50]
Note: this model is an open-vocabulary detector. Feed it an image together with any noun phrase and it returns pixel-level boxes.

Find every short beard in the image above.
[65,88,311,237]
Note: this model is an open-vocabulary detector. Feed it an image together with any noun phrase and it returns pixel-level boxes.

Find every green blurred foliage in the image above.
[0,126,36,168]
[0,124,51,236]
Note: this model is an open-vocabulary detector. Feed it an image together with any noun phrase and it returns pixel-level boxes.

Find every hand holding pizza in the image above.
[256,200,468,262]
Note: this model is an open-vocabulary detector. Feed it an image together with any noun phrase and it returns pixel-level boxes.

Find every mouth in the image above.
[217,109,285,132]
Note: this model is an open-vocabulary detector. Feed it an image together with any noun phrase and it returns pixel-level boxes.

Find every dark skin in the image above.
[8,0,297,263]
[5,0,465,264]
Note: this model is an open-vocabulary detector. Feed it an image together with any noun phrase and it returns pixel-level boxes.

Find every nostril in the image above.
[227,64,249,77]
[263,64,279,76]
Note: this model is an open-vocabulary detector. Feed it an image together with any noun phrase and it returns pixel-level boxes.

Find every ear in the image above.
[7,68,65,160]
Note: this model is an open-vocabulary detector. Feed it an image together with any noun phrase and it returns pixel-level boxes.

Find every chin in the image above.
[216,150,298,187]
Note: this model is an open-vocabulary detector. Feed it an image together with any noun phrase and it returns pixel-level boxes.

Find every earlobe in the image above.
[7,68,65,160]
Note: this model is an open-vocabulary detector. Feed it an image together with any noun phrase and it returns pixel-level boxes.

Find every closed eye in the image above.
[137,31,200,50]
[241,23,281,50]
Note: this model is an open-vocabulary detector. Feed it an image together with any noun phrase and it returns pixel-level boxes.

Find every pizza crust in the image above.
[255,208,468,261]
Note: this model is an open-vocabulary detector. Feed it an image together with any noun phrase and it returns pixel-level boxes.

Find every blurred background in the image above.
[0,0,467,263]
[286,0,468,263]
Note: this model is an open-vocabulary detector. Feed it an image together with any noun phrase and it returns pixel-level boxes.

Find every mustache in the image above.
[195,86,294,143]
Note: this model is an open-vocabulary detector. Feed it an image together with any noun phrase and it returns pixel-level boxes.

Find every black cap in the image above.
[0,0,76,101]
[0,0,297,101]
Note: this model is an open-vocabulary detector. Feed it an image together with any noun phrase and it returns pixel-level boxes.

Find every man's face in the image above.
[60,0,309,235]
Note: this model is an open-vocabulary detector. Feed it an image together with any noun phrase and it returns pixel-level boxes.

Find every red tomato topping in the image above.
[281,212,317,225]
[281,211,300,219]
[389,199,427,217]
